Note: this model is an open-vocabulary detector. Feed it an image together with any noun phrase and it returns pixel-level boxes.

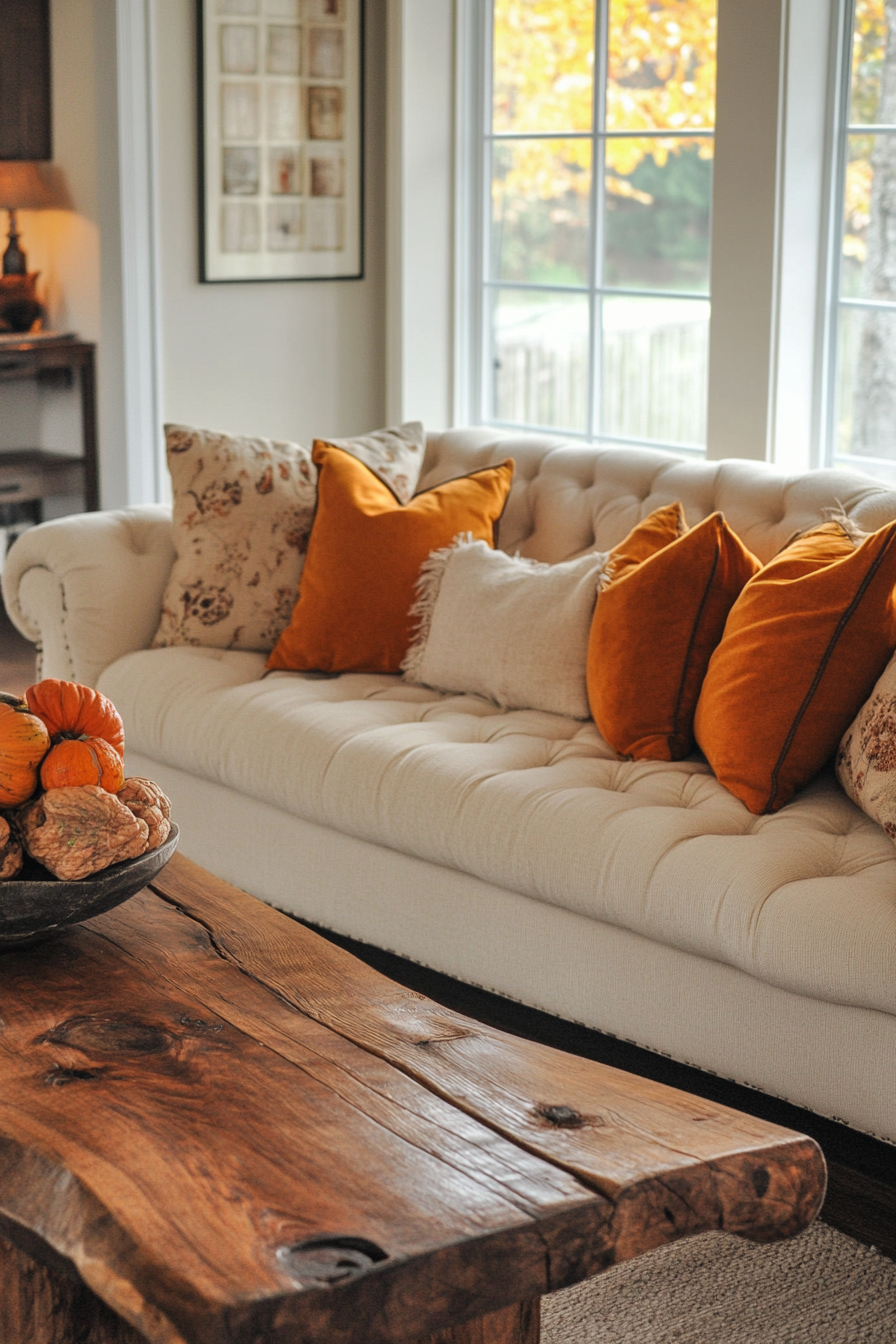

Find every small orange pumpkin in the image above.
[26,679,125,759]
[40,736,125,793]
[0,699,51,805]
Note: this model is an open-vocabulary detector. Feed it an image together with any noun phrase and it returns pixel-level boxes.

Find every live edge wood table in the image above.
[0,856,826,1344]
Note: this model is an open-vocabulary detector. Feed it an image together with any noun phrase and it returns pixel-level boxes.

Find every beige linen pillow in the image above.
[402,539,610,719]
[836,655,896,840]
[154,421,425,652]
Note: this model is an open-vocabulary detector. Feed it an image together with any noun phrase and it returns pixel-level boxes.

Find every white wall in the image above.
[153,0,387,449]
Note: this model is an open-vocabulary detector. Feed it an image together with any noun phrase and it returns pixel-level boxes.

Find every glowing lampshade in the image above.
[0,161,72,275]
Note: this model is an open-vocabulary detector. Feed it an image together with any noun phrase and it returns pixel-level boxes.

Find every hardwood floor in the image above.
[300,920,896,1262]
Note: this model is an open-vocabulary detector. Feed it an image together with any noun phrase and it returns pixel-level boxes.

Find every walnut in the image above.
[20,786,149,880]
[117,778,172,851]
[0,814,23,880]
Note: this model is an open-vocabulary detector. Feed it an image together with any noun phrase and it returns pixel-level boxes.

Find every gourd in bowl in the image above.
[0,678,175,882]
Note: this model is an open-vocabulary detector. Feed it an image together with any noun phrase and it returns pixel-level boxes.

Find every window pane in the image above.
[834,453,896,486]
[849,0,890,125]
[836,304,896,463]
[491,289,589,431]
[841,130,896,304]
[606,0,716,133]
[603,137,712,292]
[600,295,708,444]
[842,134,874,297]
[491,138,591,286]
[492,0,594,134]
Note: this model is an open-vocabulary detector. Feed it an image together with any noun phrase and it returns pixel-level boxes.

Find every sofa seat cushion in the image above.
[99,646,896,1017]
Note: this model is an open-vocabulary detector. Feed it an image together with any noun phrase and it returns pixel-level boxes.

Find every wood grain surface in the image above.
[0,1236,145,1344]
[0,855,825,1344]
[421,1299,539,1344]
[150,859,826,1235]
[0,1236,537,1344]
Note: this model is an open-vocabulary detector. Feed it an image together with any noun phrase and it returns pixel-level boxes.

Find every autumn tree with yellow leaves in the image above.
[843,0,887,279]
[490,0,717,290]
[492,0,715,186]
[844,0,896,458]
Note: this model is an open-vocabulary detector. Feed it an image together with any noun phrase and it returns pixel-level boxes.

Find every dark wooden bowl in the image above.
[0,824,179,949]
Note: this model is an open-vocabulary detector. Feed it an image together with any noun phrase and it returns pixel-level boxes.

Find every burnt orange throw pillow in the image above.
[694,518,896,814]
[588,511,760,761]
[267,443,514,675]
[605,500,687,576]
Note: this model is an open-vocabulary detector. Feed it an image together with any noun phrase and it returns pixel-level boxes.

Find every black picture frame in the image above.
[198,0,364,283]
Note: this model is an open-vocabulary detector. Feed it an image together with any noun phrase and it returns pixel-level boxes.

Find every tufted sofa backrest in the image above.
[420,429,896,565]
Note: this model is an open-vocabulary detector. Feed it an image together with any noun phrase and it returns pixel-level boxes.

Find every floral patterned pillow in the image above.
[317,422,425,505]
[836,655,896,840]
[153,421,425,652]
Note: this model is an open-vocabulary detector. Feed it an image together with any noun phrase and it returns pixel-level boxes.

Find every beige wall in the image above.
[0,0,101,483]
[153,0,387,449]
[0,0,388,506]
[16,0,101,344]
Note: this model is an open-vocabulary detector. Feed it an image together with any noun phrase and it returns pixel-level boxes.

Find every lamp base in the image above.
[0,274,44,333]
[2,209,26,276]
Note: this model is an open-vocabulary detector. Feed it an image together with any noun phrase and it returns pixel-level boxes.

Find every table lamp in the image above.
[0,161,72,276]
[0,162,72,332]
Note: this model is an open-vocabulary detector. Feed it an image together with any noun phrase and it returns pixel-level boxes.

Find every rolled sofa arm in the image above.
[1,506,175,687]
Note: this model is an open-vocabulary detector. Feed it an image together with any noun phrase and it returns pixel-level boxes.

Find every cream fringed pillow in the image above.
[402,539,610,719]
[836,656,896,841]
[154,422,425,652]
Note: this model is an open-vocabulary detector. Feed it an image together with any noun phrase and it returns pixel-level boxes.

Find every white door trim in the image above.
[114,0,164,505]
[94,0,164,509]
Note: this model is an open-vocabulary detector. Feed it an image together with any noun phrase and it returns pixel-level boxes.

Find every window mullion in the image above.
[822,0,856,468]
[479,0,496,423]
[589,0,608,442]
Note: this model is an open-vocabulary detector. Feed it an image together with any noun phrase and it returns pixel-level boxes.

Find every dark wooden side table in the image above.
[0,856,826,1344]
[0,333,99,514]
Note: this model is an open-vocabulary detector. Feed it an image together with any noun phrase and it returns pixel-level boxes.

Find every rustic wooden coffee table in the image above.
[0,855,825,1344]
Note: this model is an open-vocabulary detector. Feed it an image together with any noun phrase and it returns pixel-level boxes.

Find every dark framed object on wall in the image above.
[0,0,51,160]
[198,0,363,284]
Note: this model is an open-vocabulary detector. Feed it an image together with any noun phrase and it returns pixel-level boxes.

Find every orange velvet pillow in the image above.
[588,511,760,761]
[694,518,896,814]
[267,443,514,675]
[605,500,687,577]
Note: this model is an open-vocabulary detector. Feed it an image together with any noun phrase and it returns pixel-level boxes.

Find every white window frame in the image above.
[386,0,457,430]
[468,1,714,455]
[822,0,855,472]
[821,0,896,478]
[445,0,838,470]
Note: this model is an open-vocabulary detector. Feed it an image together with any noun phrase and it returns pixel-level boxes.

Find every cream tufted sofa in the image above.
[6,428,896,1144]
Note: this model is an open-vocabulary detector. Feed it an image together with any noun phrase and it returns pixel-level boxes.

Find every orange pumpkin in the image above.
[40,737,125,793]
[0,700,51,805]
[26,679,125,759]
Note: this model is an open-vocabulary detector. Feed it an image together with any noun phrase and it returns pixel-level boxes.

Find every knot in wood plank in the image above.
[752,1167,770,1198]
[534,1105,586,1129]
[276,1237,388,1287]
[44,1064,107,1086]
[40,1016,173,1056]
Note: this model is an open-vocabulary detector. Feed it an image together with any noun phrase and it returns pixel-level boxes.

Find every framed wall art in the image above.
[198,0,363,282]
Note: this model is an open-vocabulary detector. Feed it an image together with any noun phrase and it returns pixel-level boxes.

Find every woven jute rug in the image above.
[541,1221,896,1343]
